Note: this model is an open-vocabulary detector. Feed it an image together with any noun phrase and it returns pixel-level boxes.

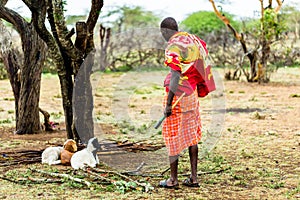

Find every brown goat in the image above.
[60,139,77,166]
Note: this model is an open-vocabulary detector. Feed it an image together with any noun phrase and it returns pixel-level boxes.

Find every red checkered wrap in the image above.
[162,90,202,156]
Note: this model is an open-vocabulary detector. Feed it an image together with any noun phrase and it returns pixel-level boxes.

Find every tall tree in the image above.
[23,0,103,143]
[258,0,283,82]
[209,0,284,83]
[0,0,47,134]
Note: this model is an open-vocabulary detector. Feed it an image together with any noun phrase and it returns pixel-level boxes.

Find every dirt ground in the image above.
[0,67,299,200]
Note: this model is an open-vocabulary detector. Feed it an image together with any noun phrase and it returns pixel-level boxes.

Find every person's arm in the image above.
[164,69,180,117]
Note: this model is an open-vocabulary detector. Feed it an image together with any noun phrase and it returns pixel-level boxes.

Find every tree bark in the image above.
[0,4,46,134]
[0,20,21,125]
[16,23,46,134]
[99,24,111,71]
[23,0,103,142]
[0,49,21,126]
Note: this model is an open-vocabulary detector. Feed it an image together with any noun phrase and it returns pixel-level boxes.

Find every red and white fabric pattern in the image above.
[162,90,202,156]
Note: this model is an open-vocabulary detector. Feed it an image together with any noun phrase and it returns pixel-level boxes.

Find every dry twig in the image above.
[121,162,145,175]
[0,175,21,184]
[30,168,92,187]
[88,167,153,192]
[27,176,63,183]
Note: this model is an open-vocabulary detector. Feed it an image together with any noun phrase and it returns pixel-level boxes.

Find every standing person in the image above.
[159,17,213,189]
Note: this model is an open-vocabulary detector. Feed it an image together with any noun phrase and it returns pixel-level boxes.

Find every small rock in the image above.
[265,130,277,136]
[251,111,266,120]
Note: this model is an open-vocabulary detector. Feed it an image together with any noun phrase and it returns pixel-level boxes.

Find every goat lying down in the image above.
[71,137,101,170]
[41,139,77,166]
[60,139,77,166]
[41,146,63,165]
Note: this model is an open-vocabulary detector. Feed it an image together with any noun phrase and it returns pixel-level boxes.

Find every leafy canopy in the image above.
[181,11,241,36]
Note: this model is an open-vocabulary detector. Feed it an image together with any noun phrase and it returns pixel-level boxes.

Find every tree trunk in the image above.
[16,24,46,134]
[73,22,94,144]
[73,58,94,144]
[99,24,111,71]
[250,57,257,81]
[0,7,46,134]
[0,20,21,127]
[71,0,103,143]
[259,39,271,83]
[59,54,76,140]
[1,49,21,126]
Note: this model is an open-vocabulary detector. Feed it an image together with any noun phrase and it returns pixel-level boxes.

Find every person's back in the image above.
[163,31,210,97]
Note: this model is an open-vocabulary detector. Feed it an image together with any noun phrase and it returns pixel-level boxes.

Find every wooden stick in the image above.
[84,168,113,183]
[89,167,153,192]
[274,0,283,13]
[0,158,41,166]
[121,162,145,175]
[209,0,242,40]
[85,167,150,191]
[154,92,185,129]
[172,92,186,109]
[182,167,231,176]
[127,167,231,178]
[30,168,92,187]
[0,175,20,184]
[90,167,135,183]
[131,162,145,174]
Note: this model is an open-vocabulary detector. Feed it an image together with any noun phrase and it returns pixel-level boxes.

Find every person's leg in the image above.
[189,144,198,183]
[159,155,179,187]
[169,155,179,185]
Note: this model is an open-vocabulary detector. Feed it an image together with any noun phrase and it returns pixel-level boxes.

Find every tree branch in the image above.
[22,0,66,77]
[39,107,54,131]
[0,0,7,6]
[85,0,103,53]
[51,0,79,60]
[88,167,153,192]
[0,6,27,36]
[86,0,103,33]
[30,168,92,187]
[274,0,283,13]
[209,0,242,41]
[46,1,61,46]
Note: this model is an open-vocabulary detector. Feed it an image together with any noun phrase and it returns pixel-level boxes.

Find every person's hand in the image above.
[164,104,172,117]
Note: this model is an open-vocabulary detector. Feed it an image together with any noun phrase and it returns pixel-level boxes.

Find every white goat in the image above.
[41,146,63,165]
[70,137,101,170]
